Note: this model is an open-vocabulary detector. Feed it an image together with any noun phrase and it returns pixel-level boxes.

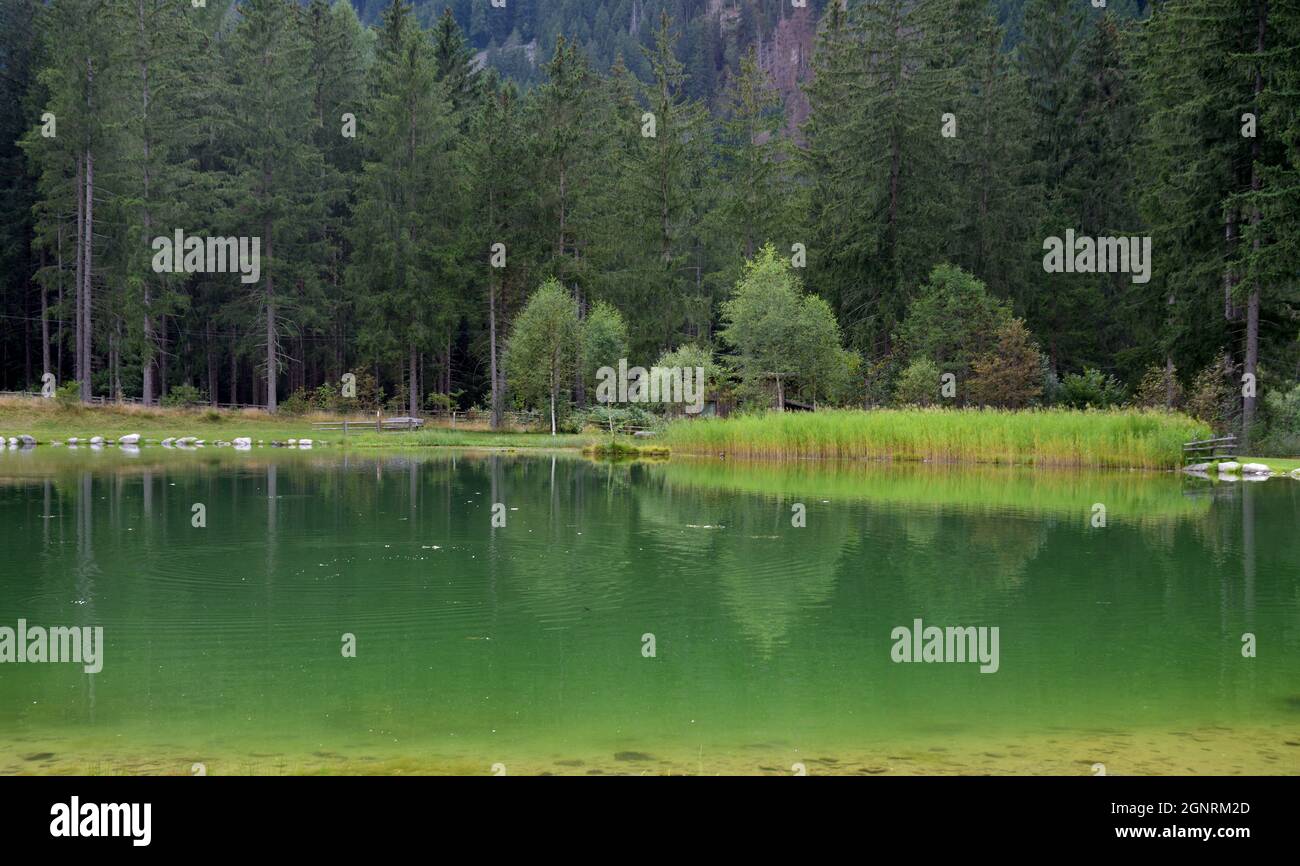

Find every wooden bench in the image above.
[1183,435,1237,464]
[312,417,426,435]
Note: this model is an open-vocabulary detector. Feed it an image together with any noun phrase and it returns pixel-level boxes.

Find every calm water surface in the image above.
[1,448,1297,775]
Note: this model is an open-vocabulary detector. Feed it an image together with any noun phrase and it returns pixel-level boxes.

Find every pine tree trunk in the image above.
[40,249,49,382]
[409,342,418,417]
[489,275,501,430]
[56,225,64,383]
[1242,0,1267,449]
[1223,209,1240,321]
[74,153,84,401]
[113,318,122,401]
[138,0,155,407]
[207,322,218,407]
[24,301,30,389]
[265,225,276,413]
[1164,356,1175,410]
[159,315,168,397]
[82,147,94,402]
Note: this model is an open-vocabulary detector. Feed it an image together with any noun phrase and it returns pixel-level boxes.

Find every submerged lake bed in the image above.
[1,448,1297,776]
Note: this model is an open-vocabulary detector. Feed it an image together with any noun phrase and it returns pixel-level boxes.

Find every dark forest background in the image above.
[0,0,1295,447]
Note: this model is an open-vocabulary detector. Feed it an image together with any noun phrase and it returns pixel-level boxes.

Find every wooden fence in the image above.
[1183,435,1238,463]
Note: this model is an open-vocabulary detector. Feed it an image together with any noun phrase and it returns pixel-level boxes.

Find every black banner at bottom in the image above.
[0,775,1286,852]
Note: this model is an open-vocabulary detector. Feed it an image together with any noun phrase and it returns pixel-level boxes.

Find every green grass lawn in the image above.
[5,398,1296,470]
[1238,456,1300,473]
[0,398,591,449]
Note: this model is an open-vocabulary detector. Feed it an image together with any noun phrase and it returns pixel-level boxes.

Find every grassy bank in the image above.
[0,397,592,449]
[661,407,1211,470]
[1236,456,1300,473]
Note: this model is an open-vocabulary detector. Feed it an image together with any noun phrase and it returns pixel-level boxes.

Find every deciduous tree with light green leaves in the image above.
[505,278,580,435]
[580,300,628,394]
[720,244,850,411]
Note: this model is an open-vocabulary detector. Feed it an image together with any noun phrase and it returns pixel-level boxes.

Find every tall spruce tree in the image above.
[224,0,327,412]
[347,0,455,416]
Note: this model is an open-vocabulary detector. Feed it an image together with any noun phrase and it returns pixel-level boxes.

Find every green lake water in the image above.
[1,448,1297,776]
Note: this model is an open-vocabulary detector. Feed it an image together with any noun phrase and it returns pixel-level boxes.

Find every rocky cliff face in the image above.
[753,4,817,136]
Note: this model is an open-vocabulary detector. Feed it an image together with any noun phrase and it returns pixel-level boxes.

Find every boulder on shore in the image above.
[161,437,175,447]
[1217,461,1241,473]
[1240,462,1271,475]
[89,435,104,445]
[1184,463,1211,473]
[118,433,141,445]
[18,435,36,447]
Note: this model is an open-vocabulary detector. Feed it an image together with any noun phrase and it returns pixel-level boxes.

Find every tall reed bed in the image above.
[660,408,1209,469]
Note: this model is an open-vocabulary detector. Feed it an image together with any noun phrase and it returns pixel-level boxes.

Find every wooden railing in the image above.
[1183,435,1237,463]
[311,417,425,434]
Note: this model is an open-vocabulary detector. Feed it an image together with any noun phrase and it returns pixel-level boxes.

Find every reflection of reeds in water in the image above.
[661,408,1208,469]
[648,457,1210,524]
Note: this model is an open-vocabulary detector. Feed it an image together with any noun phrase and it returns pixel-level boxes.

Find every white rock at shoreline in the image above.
[298,438,313,448]
[1217,460,1241,473]
[89,435,104,445]
[1240,462,1271,475]
[118,433,140,445]
[1184,462,1211,473]
[161,437,175,447]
